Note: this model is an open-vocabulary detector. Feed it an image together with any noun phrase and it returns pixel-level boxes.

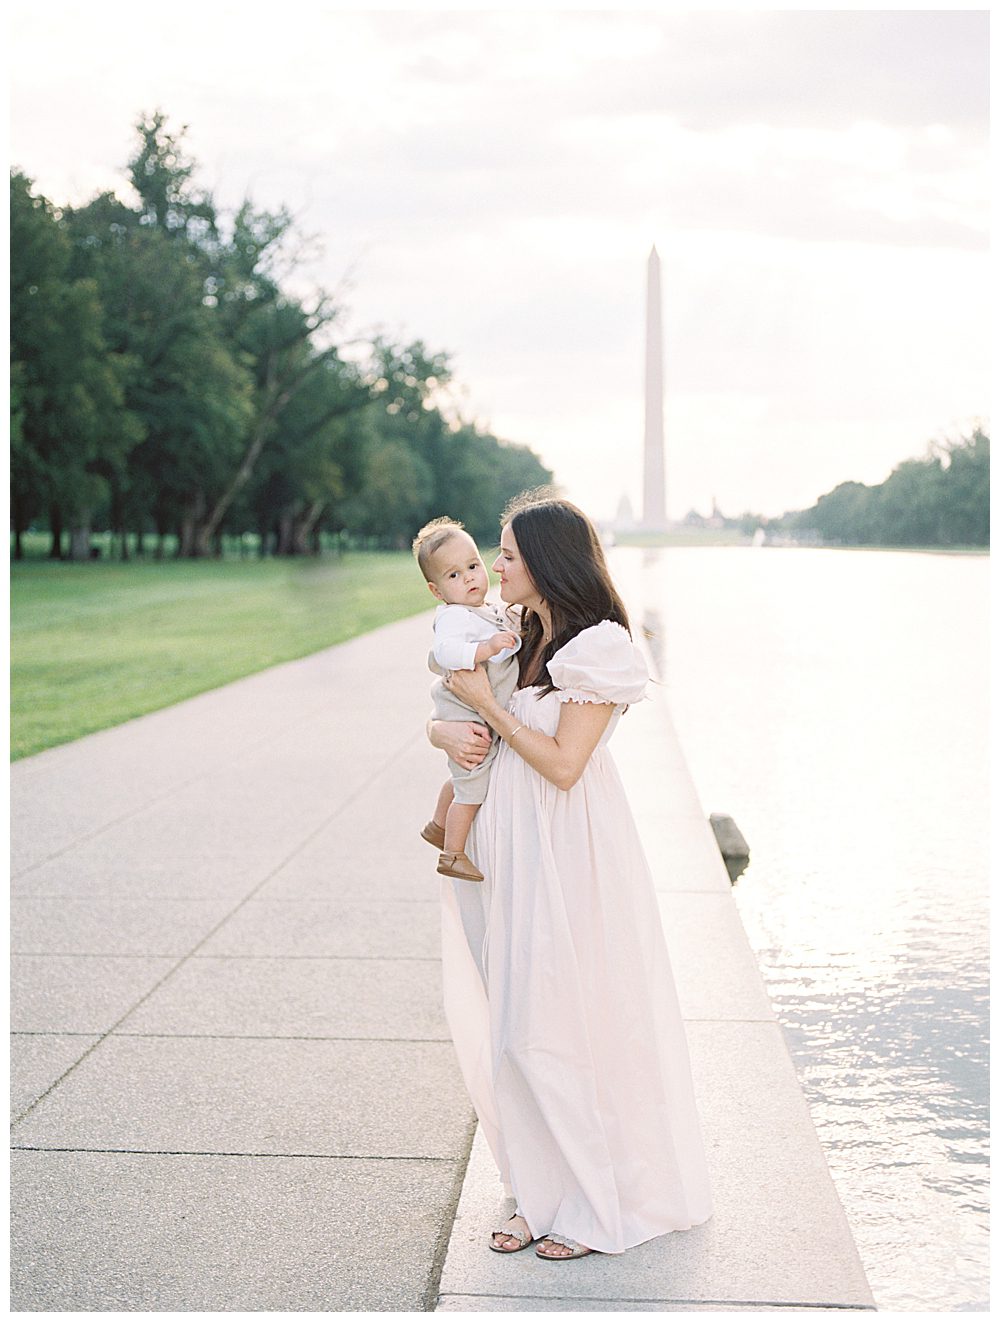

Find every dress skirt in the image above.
[439,621,714,1254]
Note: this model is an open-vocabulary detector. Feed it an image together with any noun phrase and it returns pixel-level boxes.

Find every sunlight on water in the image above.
[611,545,989,1313]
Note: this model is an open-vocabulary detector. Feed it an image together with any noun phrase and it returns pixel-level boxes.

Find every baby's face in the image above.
[428,531,490,607]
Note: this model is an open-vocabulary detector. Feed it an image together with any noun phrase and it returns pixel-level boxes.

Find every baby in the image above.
[412,517,521,882]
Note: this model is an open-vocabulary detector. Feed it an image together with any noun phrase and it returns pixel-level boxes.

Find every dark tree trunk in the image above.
[179,492,207,557]
[110,484,128,561]
[154,510,169,560]
[200,428,269,550]
[69,521,92,562]
[48,504,64,559]
[12,495,26,560]
[276,510,295,556]
[292,499,325,555]
[178,516,195,557]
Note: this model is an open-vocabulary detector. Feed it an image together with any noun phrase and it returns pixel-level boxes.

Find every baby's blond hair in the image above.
[412,517,466,580]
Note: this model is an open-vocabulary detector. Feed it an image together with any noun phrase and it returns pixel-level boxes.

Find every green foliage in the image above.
[10,111,552,561]
[10,172,144,557]
[128,109,216,240]
[934,429,990,545]
[346,338,551,547]
[785,429,989,548]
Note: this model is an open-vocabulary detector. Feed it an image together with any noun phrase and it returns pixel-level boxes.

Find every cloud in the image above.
[9,4,990,521]
[562,10,988,132]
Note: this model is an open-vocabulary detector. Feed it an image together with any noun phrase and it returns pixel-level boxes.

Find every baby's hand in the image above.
[490,631,519,654]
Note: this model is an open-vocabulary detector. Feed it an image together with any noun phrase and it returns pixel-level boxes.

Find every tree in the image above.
[873,456,946,546]
[56,114,370,556]
[800,481,875,544]
[936,427,989,545]
[338,437,435,543]
[10,171,142,559]
[11,112,556,561]
[9,360,40,560]
[246,349,372,555]
[789,429,989,548]
[340,339,552,546]
[64,186,254,556]
[197,295,354,554]
[128,109,216,243]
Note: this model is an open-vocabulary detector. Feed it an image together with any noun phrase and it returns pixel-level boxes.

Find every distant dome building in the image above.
[614,493,637,532]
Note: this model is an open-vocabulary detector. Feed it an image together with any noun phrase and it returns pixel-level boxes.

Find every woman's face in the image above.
[492,523,543,611]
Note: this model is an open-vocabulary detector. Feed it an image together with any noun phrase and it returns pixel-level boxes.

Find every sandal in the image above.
[535,1234,595,1260]
[489,1213,534,1254]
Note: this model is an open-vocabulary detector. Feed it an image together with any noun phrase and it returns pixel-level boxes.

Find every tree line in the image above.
[774,428,989,548]
[11,112,551,561]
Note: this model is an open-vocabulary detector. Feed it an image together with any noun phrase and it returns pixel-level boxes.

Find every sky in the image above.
[9,3,990,522]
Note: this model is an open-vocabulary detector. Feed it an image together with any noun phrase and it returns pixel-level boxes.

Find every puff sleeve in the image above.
[546,620,649,706]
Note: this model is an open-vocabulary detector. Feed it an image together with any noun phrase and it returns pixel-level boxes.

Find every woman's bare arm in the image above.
[426,717,492,770]
[442,666,613,791]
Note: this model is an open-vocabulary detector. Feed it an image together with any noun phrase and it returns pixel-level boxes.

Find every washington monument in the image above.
[643,245,666,528]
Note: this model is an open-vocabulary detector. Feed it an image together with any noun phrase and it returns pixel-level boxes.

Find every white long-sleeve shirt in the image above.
[432,602,521,672]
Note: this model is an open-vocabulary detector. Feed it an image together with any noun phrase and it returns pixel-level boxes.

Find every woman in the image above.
[429,493,713,1260]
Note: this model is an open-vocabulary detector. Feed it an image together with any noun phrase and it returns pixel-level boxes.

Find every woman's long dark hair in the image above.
[502,491,631,696]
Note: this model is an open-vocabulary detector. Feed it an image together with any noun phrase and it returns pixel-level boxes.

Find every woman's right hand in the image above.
[427,719,492,769]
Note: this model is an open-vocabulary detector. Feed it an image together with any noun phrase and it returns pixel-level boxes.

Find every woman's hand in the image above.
[427,718,492,770]
[442,664,497,719]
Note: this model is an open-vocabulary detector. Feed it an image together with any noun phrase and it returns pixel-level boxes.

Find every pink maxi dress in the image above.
[440,620,714,1254]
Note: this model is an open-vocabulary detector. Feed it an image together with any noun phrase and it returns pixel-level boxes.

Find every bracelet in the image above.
[508,723,525,743]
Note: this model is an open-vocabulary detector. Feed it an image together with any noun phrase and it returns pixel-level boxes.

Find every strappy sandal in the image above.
[489,1213,535,1254]
[420,820,446,849]
[535,1234,595,1260]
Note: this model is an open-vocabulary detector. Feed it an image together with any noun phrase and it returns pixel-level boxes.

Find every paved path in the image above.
[10,608,876,1312]
[11,613,473,1311]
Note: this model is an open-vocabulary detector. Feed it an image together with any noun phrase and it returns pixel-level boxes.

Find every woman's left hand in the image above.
[443,664,496,718]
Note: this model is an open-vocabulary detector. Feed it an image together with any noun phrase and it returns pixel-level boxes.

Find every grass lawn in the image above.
[10,552,435,761]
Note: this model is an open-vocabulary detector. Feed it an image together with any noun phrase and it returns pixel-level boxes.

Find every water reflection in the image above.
[611,546,989,1313]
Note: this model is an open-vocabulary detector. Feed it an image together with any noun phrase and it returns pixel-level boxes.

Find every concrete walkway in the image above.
[10,608,875,1312]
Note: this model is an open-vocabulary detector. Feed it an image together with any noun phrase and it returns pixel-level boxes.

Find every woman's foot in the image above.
[535,1234,594,1259]
[489,1213,534,1253]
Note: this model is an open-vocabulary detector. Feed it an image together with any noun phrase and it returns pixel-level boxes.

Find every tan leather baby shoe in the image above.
[437,851,484,882]
[420,820,446,849]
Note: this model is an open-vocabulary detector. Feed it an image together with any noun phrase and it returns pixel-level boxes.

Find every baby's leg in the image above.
[432,780,454,829]
[444,800,478,855]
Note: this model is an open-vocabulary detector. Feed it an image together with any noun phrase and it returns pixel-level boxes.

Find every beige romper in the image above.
[429,602,520,805]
